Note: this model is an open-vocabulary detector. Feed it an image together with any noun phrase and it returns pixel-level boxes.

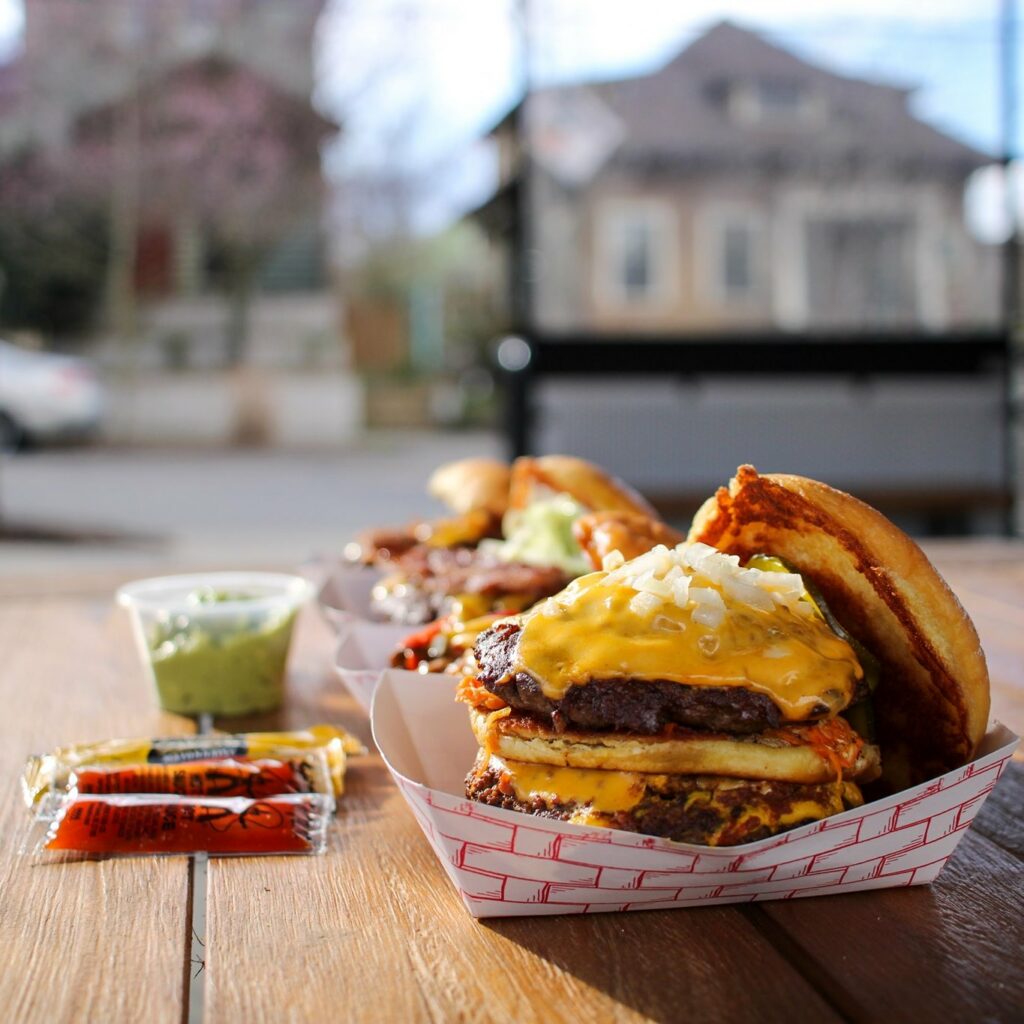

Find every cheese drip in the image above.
[494,754,645,814]
[514,573,862,720]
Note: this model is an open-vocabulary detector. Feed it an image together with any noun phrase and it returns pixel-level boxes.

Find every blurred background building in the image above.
[0,0,1020,557]
[478,21,998,333]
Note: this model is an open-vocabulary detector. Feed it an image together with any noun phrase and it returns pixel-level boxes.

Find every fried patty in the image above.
[475,620,790,735]
[465,756,861,847]
[371,549,569,625]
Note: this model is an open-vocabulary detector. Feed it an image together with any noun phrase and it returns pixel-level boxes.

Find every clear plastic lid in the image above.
[116,572,314,618]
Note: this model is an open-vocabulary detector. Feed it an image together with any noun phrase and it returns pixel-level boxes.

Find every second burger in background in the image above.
[369,455,666,626]
[391,506,685,674]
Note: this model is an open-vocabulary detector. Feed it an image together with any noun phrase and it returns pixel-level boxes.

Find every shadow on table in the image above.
[482,904,768,1024]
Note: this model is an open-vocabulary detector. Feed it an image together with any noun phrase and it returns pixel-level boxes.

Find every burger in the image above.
[458,466,990,846]
[391,507,685,673]
[345,457,512,565]
[365,455,665,626]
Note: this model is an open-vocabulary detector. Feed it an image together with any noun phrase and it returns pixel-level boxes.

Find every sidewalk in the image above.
[0,430,503,576]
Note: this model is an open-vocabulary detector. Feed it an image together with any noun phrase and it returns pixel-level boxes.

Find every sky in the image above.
[314,0,1023,238]
[1,0,1021,238]
[317,0,1017,158]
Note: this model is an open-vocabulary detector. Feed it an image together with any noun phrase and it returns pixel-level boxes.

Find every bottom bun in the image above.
[466,750,864,847]
[468,708,880,784]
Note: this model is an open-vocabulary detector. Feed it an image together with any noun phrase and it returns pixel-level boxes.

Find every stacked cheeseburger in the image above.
[459,466,992,844]
[459,538,880,847]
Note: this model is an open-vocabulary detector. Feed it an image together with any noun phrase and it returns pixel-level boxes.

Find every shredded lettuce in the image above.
[481,493,590,576]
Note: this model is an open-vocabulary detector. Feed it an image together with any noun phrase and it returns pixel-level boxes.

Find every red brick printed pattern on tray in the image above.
[394,751,1012,917]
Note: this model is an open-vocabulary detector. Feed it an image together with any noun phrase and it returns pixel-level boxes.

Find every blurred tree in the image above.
[0,150,109,337]
[74,55,333,363]
[0,0,332,361]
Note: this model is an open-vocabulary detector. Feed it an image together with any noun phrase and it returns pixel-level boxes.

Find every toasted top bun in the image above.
[427,458,511,516]
[688,465,990,788]
[509,455,657,518]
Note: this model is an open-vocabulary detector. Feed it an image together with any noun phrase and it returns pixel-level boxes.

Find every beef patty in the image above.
[465,758,853,847]
[371,547,570,625]
[475,620,825,735]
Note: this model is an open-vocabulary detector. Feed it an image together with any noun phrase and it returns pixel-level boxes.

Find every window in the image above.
[757,79,805,118]
[700,208,762,305]
[620,220,652,297]
[597,200,677,308]
[727,78,820,126]
[722,222,754,295]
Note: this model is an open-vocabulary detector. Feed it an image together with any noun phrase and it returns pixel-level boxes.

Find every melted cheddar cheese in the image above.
[495,755,646,813]
[514,573,862,720]
[486,753,865,846]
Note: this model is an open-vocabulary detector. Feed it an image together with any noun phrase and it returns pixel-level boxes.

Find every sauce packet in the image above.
[41,793,332,856]
[22,724,365,809]
[66,753,333,803]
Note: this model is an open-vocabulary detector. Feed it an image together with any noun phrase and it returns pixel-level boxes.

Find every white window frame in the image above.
[594,198,679,310]
[697,204,764,307]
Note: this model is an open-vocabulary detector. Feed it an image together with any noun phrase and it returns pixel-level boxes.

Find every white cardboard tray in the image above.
[333,618,411,711]
[371,670,1020,919]
[309,558,383,633]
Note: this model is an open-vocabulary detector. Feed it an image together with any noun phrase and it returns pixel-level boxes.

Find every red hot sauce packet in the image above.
[69,757,324,801]
[44,794,331,856]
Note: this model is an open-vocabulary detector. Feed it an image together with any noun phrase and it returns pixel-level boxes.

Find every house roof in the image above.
[499,20,990,179]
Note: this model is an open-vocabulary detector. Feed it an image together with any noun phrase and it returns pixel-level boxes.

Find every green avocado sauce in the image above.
[481,493,590,576]
[147,589,296,716]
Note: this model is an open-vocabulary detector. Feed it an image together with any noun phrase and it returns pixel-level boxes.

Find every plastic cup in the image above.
[117,572,314,717]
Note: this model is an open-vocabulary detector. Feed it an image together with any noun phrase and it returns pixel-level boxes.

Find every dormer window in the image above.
[756,79,804,118]
[726,78,820,125]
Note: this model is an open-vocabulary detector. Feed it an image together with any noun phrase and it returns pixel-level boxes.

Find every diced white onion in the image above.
[602,549,625,571]
[689,586,725,610]
[634,571,673,600]
[693,605,726,629]
[721,574,775,612]
[629,591,663,618]
[592,541,810,631]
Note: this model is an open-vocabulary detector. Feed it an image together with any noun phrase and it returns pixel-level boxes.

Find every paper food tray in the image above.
[334,618,411,711]
[310,558,383,632]
[371,670,1019,919]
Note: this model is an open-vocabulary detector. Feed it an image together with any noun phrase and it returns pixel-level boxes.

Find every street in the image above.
[0,432,503,574]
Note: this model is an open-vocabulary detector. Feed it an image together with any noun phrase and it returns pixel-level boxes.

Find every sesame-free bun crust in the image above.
[688,466,990,787]
[509,455,657,518]
[428,458,511,516]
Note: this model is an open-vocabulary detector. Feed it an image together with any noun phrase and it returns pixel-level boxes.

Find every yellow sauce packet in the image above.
[22,724,366,808]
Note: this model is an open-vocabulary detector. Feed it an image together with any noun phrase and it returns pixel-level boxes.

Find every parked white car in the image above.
[0,340,104,451]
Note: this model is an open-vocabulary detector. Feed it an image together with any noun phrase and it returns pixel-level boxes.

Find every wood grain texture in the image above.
[204,609,843,1024]
[757,824,1024,1023]
[0,597,193,1024]
[1,541,1021,1024]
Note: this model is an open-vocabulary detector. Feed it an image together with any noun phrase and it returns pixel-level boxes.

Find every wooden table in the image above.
[2,540,1022,1023]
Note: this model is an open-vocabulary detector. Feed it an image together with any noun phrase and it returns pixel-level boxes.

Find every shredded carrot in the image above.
[770,717,864,781]
[455,675,508,712]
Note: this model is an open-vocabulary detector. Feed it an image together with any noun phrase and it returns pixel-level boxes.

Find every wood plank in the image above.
[0,598,193,1024]
[757,828,1024,1022]
[204,609,843,1024]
